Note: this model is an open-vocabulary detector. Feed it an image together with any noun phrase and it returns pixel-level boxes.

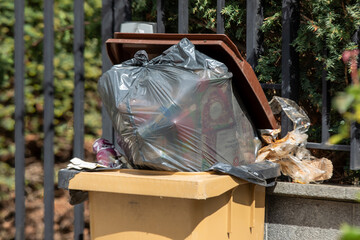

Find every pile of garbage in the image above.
[256,97,333,184]
[66,38,333,185]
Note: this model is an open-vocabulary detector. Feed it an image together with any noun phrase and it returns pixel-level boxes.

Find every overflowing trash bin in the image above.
[58,33,282,240]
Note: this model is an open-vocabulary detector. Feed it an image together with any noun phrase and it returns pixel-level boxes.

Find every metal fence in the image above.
[14,0,360,239]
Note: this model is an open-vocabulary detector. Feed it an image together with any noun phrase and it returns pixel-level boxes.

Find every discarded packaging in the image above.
[93,138,124,168]
[256,96,333,184]
[67,157,107,170]
[259,128,281,144]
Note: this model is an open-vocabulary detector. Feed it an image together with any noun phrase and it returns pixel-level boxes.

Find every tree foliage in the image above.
[330,50,360,144]
[0,0,102,162]
[257,0,360,142]
[190,0,360,143]
[0,0,16,158]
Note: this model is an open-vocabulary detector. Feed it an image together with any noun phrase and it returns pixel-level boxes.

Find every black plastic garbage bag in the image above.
[98,38,265,173]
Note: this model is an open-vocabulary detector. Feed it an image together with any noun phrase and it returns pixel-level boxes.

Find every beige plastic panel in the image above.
[88,184,265,240]
[67,169,265,240]
[68,169,247,199]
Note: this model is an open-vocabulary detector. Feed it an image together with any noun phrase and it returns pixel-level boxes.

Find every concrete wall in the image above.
[264,182,360,240]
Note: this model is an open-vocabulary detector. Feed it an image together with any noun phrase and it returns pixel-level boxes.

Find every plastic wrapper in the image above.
[93,138,124,168]
[98,38,259,172]
[269,96,311,133]
[259,128,281,144]
[256,96,333,184]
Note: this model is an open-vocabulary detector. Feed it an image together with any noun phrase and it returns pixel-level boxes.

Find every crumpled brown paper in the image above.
[256,96,333,184]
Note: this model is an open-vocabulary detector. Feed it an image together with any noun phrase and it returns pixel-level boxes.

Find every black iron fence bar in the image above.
[114,0,131,35]
[178,0,189,33]
[260,83,282,90]
[306,142,350,151]
[114,0,132,153]
[350,32,360,170]
[217,0,225,34]
[73,0,85,238]
[350,123,360,170]
[157,0,165,33]
[321,50,330,143]
[246,0,263,70]
[101,0,131,143]
[101,0,114,72]
[15,0,25,239]
[101,0,115,142]
[281,0,300,137]
[43,0,55,238]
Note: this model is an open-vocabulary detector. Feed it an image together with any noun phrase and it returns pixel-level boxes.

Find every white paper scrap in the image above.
[67,157,107,170]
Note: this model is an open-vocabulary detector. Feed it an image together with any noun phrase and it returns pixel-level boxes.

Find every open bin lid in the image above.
[105,33,277,130]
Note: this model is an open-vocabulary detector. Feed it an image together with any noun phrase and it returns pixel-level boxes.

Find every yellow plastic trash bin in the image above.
[58,33,280,240]
[64,169,265,240]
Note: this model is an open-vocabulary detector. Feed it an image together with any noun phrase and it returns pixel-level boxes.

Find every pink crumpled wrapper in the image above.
[93,138,122,168]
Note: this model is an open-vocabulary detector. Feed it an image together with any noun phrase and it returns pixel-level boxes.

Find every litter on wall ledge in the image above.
[256,96,333,184]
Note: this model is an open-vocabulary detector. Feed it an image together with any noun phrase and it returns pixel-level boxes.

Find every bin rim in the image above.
[58,168,248,200]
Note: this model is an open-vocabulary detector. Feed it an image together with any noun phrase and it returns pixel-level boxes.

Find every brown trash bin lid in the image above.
[105,33,277,130]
